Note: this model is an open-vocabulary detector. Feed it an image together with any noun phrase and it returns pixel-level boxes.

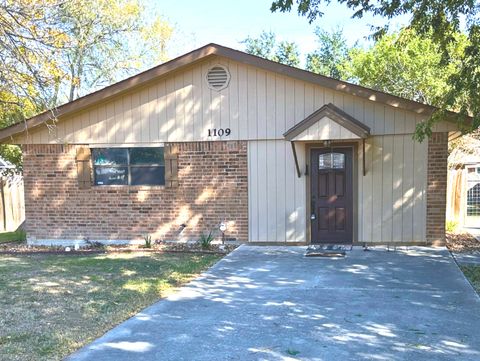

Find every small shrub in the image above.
[199,231,214,250]
[144,234,152,248]
[85,239,104,249]
[446,220,459,233]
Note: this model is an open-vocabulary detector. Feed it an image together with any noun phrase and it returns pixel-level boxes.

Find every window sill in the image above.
[93,184,166,190]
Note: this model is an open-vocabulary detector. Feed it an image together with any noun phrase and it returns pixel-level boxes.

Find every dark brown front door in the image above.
[310,147,353,243]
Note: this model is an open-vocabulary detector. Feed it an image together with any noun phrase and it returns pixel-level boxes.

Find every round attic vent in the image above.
[206,65,230,91]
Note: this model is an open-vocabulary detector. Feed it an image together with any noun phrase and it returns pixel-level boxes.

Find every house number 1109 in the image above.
[208,128,231,137]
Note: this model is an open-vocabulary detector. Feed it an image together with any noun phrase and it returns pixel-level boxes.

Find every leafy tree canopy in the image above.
[0,0,173,169]
[306,27,350,79]
[242,31,301,67]
[0,0,173,112]
[270,0,479,140]
[344,29,468,107]
[57,0,173,102]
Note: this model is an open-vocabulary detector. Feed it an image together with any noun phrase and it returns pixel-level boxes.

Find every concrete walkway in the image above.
[68,246,480,361]
[452,251,480,265]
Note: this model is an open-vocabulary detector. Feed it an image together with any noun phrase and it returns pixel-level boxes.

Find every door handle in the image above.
[311,199,316,220]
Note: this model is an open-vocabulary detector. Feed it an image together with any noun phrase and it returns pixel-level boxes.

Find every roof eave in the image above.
[0,43,466,143]
[0,44,221,143]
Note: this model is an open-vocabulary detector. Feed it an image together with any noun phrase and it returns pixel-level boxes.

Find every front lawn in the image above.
[0,252,220,361]
[0,229,26,244]
[461,265,480,295]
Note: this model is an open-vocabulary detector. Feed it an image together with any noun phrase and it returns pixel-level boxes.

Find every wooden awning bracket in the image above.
[290,141,301,178]
[362,138,366,176]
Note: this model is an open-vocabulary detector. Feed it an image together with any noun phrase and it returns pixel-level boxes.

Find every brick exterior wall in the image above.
[426,132,448,244]
[22,141,248,242]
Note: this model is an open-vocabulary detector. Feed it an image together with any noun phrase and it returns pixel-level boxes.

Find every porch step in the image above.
[305,244,352,258]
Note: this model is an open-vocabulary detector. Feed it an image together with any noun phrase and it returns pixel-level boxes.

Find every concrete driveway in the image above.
[68,246,480,361]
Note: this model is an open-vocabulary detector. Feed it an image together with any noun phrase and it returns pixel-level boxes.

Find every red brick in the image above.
[426,132,448,244]
[22,142,248,242]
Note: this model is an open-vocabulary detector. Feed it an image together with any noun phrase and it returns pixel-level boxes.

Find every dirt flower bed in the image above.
[0,243,104,254]
[446,232,480,253]
[154,240,239,253]
[0,240,239,255]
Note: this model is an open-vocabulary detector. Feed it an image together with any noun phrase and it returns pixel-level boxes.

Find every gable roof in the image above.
[0,43,447,142]
[283,103,370,141]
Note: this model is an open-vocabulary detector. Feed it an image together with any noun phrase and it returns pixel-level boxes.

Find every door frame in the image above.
[305,142,359,244]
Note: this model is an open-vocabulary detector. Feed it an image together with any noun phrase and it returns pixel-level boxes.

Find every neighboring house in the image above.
[0,156,15,175]
[0,44,461,246]
[447,136,480,229]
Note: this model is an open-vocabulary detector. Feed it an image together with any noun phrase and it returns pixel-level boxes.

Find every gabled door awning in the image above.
[284,103,371,178]
[283,103,370,141]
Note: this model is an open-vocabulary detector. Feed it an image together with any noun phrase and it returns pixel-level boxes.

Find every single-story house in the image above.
[0,44,460,246]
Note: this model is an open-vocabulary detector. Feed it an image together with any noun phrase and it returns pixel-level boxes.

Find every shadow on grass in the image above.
[0,252,220,361]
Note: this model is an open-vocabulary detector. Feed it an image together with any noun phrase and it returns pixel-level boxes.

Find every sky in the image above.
[151,0,410,59]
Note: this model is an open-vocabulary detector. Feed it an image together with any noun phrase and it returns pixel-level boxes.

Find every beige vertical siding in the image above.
[21,56,457,145]
[248,140,306,242]
[291,116,361,141]
[249,135,427,243]
[358,135,427,243]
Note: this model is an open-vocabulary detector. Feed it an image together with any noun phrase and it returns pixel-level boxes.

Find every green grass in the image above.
[0,229,26,243]
[0,252,221,361]
[461,265,480,295]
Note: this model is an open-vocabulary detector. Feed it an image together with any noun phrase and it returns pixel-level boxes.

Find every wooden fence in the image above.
[0,175,25,232]
[447,166,480,228]
[446,169,464,224]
